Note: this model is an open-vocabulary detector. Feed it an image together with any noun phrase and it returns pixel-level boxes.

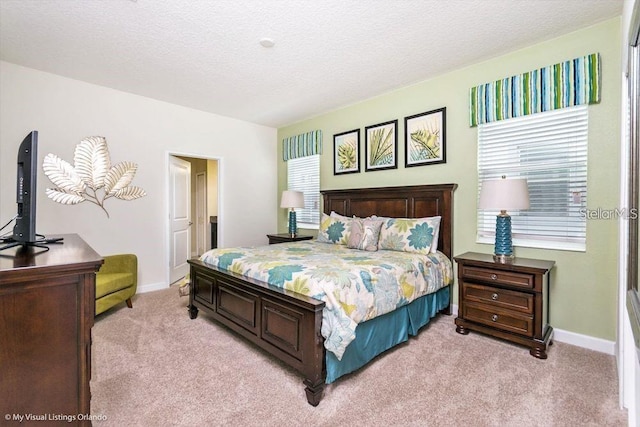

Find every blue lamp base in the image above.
[288,210,297,237]
[494,213,514,263]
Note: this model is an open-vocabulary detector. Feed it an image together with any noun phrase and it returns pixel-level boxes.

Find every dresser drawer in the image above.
[462,282,534,314]
[463,301,534,337]
[461,266,534,290]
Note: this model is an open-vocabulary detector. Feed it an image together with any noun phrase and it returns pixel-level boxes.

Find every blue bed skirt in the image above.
[325,285,450,383]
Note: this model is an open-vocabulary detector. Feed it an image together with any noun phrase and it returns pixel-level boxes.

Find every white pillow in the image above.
[330,211,351,219]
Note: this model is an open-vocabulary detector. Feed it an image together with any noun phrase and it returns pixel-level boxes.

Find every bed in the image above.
[187,183,457,406]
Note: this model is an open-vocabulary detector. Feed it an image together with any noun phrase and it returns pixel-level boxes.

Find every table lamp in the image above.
[478,176,529,263]
[280,190,305,237]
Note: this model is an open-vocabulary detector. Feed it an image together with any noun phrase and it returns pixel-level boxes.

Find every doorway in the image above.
[167,154,219,285]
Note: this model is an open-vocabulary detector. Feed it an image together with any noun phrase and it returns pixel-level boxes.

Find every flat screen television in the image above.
[12,130,38,243]
[0,131,63,253]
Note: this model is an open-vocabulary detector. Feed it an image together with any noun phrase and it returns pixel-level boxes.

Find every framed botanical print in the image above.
[404,107,446,167]
[333,129,360,175]
[365,120,397,171]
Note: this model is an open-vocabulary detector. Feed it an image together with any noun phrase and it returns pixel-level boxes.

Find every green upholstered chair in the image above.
[95,254,137,316]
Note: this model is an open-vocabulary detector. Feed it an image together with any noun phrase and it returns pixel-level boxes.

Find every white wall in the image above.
[0,61,277,291]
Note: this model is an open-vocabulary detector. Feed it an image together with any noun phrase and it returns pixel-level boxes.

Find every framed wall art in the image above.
[404,107,446,167]
[365,119,397,171]
[333,129,360,175]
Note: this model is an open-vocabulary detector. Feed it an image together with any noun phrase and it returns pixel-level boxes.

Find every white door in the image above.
[195,172,207,255]
[169,156,191,284]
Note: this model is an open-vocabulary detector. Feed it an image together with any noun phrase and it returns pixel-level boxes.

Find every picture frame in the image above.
[404,107,446,167]
[333,129,360,175]
[365,119,397,171]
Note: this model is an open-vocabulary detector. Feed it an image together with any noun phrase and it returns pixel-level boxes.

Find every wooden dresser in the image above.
[0,234,103,426]
[454,252,555,359]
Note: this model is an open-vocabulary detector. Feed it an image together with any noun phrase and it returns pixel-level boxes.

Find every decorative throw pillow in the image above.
[317,213,351,245]
[378,216,441,254]
[347,218,384,251]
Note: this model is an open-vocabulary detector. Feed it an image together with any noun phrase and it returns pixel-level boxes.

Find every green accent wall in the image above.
[278,18,622,341]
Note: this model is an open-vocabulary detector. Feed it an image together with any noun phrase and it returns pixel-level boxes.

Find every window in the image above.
[287,154,320,228]
[627,9,640,348]
[477,105,588,251]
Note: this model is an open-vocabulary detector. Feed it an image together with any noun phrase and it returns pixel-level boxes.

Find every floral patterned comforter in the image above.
[200,240,452,360]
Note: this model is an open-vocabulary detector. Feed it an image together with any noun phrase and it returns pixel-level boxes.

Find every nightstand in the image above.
[267,233,313,245]
[454,252,555,359]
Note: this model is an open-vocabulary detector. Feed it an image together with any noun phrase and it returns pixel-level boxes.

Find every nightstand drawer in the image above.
[463,302,534,337]
[462,283,534,314]
[461,266,534,290]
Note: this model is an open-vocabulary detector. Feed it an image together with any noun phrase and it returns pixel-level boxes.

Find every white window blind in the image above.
[477,105,588,251]
[287,154,320,228]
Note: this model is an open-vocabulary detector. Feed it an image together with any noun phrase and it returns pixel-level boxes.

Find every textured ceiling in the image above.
[0,0,623,128]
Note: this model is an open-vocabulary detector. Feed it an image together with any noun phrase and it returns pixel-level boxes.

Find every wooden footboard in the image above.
[187,259,326,405]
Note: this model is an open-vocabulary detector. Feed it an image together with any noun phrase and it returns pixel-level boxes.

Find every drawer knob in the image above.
[491,293,498,300]
[491,314,498,322]
[490,274,498,280]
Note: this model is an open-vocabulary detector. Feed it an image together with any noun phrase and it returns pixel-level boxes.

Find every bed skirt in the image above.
[325,285,450,383]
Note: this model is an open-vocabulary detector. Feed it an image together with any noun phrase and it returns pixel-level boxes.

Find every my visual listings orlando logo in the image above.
[5,413,108,423]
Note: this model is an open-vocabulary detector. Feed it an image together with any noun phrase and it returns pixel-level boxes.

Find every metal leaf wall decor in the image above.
[43,136,146,218]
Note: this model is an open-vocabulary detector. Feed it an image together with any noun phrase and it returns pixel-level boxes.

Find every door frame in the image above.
[195,171,207,256]
[165,151,222,287]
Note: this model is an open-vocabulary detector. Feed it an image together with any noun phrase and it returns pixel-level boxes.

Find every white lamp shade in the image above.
[280,190,305,209]
[479,178,530,211]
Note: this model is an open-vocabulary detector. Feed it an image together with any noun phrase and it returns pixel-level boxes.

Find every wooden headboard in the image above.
[321,184,457,259]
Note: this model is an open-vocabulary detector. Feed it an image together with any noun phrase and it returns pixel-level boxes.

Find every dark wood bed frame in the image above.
[187,183,457,406]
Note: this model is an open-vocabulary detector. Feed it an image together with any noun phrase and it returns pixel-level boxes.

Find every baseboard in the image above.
[137,282,168,294]
[450,304,615,355]
[552,328,616,355]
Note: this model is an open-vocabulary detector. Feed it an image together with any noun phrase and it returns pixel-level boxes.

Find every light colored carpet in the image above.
[91,286,627,426]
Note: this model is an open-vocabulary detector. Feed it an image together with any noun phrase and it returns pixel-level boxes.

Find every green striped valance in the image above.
[282,130,323,161]
[469,53,601,127]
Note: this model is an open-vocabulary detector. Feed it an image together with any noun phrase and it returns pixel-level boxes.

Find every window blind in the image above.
[287,154,320,227]
[477,105,588,250]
